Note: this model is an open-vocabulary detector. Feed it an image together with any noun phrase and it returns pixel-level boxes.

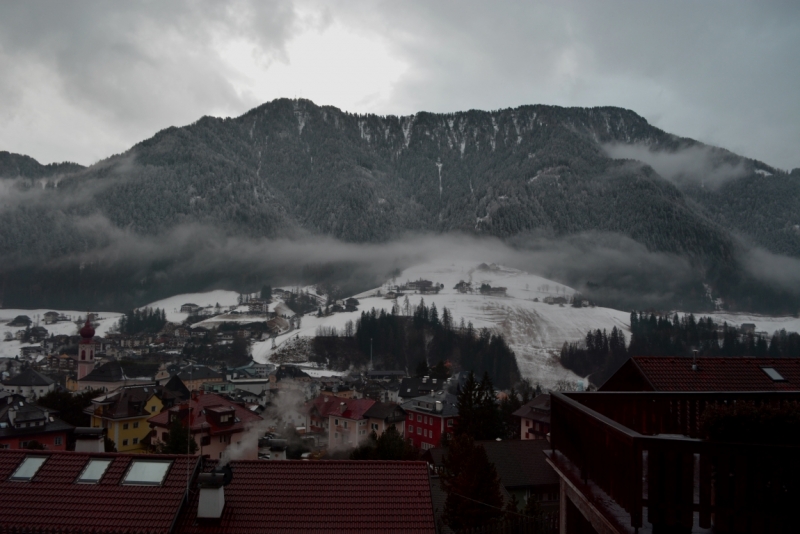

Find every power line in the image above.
[447,491,534,519]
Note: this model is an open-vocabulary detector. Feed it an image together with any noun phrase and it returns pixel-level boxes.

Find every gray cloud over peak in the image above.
[0,1,798,170]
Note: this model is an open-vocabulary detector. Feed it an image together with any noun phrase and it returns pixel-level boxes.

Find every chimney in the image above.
[197,466,233,519]
[692,350,699,372]
[435,401,443,413]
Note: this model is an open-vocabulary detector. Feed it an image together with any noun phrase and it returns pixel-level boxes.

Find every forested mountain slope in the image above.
[1,99,798,311]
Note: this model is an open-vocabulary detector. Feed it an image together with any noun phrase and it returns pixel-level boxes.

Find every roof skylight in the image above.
[122,459,172,486]
[76,458,113,483]
[9,456,47,481]
[761,367,786,381]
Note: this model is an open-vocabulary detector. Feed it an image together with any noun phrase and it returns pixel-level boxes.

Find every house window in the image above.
[123,423,129,430]
[409,425,413,433]
[371,423,378,431]
[762,367,786,381]
[76,459,112,483]
[343,421,348,429]
[447,419,453,427]
[122,439,129,446]
[133,438,139,445]
[416,414,421,422]
[9,456,47,481]
[151,406,156,412]
[334,418,339,426]
[54,437,62,446]
[122,460,172,486]
[417,427,421,435]
[133,422,139,429]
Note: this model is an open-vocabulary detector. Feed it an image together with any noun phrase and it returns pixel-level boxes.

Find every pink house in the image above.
[148,392,263,459]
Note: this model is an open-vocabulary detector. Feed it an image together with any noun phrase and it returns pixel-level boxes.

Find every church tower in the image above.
[77,317,96,380]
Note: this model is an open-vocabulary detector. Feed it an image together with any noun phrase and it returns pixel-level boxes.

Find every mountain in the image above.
[1,99,798,312]
[0,151,84,179]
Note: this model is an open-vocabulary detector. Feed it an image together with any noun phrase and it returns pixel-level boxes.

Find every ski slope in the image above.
[244,260,633,388]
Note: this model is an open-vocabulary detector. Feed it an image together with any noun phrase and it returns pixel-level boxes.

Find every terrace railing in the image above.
[548,391,800,533]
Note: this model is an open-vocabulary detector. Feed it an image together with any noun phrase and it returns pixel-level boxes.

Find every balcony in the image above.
[546,392,800,534]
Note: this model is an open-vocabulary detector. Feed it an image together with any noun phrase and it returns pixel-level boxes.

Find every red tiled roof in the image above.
[178,460,437,534]
[148,392,262,435]
[631,356,800,391]
[307,395,376,420]
[0,449,199,534]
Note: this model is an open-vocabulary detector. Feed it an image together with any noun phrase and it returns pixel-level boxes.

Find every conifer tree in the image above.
[441,434,504,531]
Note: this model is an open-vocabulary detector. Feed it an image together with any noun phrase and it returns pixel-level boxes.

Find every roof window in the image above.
[761,367,786,381]
[77,458,113,483]
[122,459,172,486]
[9,456,47,481]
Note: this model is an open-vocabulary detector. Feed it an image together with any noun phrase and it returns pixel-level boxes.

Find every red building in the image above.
[148,391,263,459]
[600,356,800,391]
[0,450,437,533]
[401,392,458,450]
[0,393,73,450]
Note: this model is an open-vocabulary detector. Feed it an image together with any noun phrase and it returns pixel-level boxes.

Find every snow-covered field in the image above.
[240,260,632,387]
[5,259,800,388]
[0,309,122,359]
[142,290,240,323]
[702,313,800,336]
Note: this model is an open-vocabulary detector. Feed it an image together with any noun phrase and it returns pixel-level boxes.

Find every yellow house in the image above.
[86,384,181,452]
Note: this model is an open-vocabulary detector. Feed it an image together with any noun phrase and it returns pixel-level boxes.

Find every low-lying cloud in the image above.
[604,142,748,189]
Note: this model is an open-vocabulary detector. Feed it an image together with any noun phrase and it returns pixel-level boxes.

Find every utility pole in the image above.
[370,338,373,370]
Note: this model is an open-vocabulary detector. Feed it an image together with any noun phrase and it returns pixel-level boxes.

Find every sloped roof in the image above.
[0,398,74,439]
[511,394,551,423]
[398,377,440,398]
[178,460,436,534]
[163,374,191,400]
[477,439,559,489]
[630,356,800,391]
[363,401,404,420]
[81,360,126,383]
[2,367,54,387]
[307,395,376,420]
[0,450,199,534]
[177,365,223,382]
[148,392,262,435]
[90,384,178,419]
[402,392,459,418]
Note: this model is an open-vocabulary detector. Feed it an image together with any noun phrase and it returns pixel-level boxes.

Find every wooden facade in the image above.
[546,391,800,533]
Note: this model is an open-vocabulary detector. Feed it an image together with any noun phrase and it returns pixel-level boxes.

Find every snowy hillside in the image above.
[239,260,630,388]
[0,308,122,360]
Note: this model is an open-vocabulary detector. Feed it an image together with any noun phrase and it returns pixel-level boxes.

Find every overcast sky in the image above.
[1,0,798,170]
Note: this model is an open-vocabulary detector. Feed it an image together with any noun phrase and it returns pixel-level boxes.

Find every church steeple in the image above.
[77,315,96,380]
